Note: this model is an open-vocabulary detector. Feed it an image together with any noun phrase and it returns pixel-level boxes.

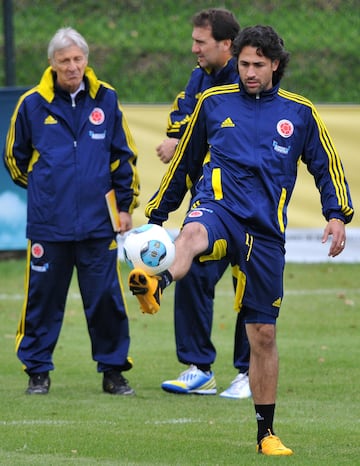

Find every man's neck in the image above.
[210,55,232,73]
[70,80,85,98]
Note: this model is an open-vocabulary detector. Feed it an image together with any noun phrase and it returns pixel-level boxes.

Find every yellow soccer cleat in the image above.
[128,268,162,314]
[257,430,293,456]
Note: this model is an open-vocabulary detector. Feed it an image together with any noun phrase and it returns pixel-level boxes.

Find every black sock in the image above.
[160,270,173,290]
[197,364,211,372]
[255,404,275,444]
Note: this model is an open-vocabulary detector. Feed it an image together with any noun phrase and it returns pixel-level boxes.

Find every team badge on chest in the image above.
[89,107,105,125]
[277,119,294,138]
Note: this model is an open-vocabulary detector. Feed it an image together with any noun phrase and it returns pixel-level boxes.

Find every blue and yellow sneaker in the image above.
[161,365,217,395]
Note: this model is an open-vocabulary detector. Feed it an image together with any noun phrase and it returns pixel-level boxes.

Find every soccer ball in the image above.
[123,224,175,275]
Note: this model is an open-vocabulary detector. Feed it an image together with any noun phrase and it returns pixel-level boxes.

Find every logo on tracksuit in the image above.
[89,107,105,125]
[277,119,294,138]
[31,243,44,258]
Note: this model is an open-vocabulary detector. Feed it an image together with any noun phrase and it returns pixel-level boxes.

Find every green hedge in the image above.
[1,0,359,103]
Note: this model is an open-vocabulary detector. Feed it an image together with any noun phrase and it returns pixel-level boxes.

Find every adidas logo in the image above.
[272,297,282,308]
[221,117,235,128]
[109,239,117,250]
[44,115,58,125]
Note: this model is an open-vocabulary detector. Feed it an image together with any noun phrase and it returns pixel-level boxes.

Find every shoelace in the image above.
[230,373,248,387]
[107,372,128,385]
[261,430,284,449]
[31,374,48,384]
[179,365,204,381]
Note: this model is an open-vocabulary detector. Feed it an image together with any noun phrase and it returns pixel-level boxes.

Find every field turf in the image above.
[0,259,359,465]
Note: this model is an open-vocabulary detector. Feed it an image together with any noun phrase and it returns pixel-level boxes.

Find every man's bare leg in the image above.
[246,322,293,455]
[246,323,278,404]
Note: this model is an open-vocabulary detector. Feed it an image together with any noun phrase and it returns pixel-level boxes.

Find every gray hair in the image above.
[48,27,89,62]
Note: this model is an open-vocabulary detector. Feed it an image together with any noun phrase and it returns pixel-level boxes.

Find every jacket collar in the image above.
[203,56,237,78]
[239,81,280,99]
[37,66,102,103]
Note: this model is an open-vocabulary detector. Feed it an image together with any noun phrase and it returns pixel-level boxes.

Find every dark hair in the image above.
[192,8,240,42]
[232,25,290,84]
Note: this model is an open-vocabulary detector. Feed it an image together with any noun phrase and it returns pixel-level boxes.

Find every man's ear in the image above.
[272,59,280,72]
[222,38,232,52]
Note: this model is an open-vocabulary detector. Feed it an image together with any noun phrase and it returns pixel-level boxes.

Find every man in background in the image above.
[156,8,251,399]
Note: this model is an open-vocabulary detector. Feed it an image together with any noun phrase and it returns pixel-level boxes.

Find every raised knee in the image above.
[177,223,208,251]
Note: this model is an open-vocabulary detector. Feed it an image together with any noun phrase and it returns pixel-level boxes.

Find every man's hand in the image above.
[119,211,132,234]
[156,138,179,164]
[322,218,346,257]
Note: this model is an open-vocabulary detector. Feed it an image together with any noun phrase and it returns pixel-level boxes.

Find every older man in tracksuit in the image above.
[3,27,139,395]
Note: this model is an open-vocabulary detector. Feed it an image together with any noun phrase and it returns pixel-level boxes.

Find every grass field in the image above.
[0,258,359,465]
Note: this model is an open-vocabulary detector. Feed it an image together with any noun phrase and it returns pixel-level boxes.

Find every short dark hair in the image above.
[192,8,240,42]
[232,25,290,84]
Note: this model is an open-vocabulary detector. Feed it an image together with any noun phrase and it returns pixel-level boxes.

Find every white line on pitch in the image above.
[1,288,359,301]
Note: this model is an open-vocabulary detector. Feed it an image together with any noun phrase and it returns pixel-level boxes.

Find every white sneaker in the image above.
[161,365,216,394]
[219,372,251,399]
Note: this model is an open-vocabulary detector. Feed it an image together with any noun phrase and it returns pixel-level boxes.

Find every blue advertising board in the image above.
[0,87,29,250]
